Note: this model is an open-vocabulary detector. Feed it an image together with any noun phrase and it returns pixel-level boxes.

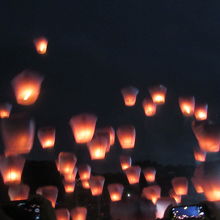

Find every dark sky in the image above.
[0,0,220,172]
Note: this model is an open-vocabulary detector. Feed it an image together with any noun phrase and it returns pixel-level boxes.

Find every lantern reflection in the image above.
[34,37,48,55]
[71,207,87,220]
[194,104,208,121]
[55,208,70,220]
[142,98,156,117]
[120,155,132,170]
[121,86,139,107]
[108,184,124,202]
[172,177,188,196]
[148,85,167,105]
[0,103,12,119]
[179,96,195,117]
[89,176,105,196]
[143,167,156,183]
[38,127,55,149]
[8,184,30,201]
[142,185,161,204]
[124,166,141,185]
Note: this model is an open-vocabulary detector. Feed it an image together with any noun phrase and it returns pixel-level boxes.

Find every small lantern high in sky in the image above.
[120,155,132,170]
[89,176,105,196]
[34,37,48,55]
[194,148,206,162]
[38,127,56,149]
[124,166,141,185]
[108,183,124,202]
[179,96,195,117]
[142,98,157,117]
[8,184,30,201]
[148,85,167,105]
[71,207,87,220]
[143,167,156,183]
[172,177,188,196]
[142,185,161,204]
[121,86,139,107]
[0,103,12,119]
[194,104,208,121]
[55,209,70,220]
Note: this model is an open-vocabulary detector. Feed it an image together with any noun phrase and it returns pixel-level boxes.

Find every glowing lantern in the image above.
[191,177,204,194]
[8,184,30,201]
[202,179,220,202]
[63,167,78,182]
[143,167,156,183]
[142,185,161,204]
[120,155,132,170]
[34,37,48,55]
[117,125,136,149]
[55,209,70,220]
[89,176,105,196]
[0,156,25,185]
[69,113,97,144]
[142,98,156,117]
[78,164,91,181]
[0,103,12,119]
[11,70,44,105]
[71,207,87,220]
[194,104,208,121]
[36,186,58,208]
[172,177,188,196]
[81,180,90,189]
[194,148,206,162]
[37,127,55,149]
[121,86,139,107]
[63,181,75,193]
[156,197,176,219]
[178,96,195,117]
[108,184,124,202]
[124,166,141,185]
[148,85,167,105]
[99,126,115,146]
[169,189,181,204]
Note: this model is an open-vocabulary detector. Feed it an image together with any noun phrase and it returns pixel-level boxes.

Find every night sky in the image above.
[1,0,220,172]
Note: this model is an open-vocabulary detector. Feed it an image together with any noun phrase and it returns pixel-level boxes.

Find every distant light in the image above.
[184,206,188,210]
[127,193,131,197]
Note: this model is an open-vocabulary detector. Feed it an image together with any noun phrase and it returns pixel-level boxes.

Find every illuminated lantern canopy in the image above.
[36,186,58,208]
[8,184,30,201]
[108,184,124,202]
[11,70,44,105]
[156,197,176,219]
[172,177,188,196]
[117,125,136,149]
[55,209,70,220]
[194,148,206,162]
[0,156,25,185]
[143,167,156,183]
[124,166,141,185]
[37,127,55,149]
[120,155,132,170]
[142,185,161,204]
[202,179,220,201]
[178,96,195,117]
[34,37,48,55]
[69,113,97,144]
[142,98,156,117]
[78,164,91,181]
[63,181,75,193]
[0,103,12,119]
[63,167,78,182]
[100,126,115,146]
[194,104,208,121]
[71,207,87,220]
[191,177,204,194]
[121,86,139,107]
[81,180,90,189]
[89,176,105,196]
[148,85,167,105]
[169,189,181,204]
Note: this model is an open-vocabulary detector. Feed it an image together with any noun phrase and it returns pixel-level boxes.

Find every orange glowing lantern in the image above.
[191,177,204,194]
[0,156,25,185]
[11,70,44,105]
[78,164,91,181]
[63,181,75,193]
[8,184,30,201]
[37,127,55,149]
[69,113,97,144]
[142,98,156,117]
[179,96,195,117]
[55,209,70,220]
[81,180,90,189]
[143,167,156,183]
[98,126,115,146]
[156,197,176,219]
[117,125,136,149]
[0,103,12,119]
[202,179,220,202]
[194,148,206,162]
[63,167,78,182]
[34,37,48,55]
[121,86,139,107]
[172,177,188,196]
[120,155,132,170]
[71,207,87,220]
[124,166,141,185]
[36,186,58,208]
[142,185,161,204]
[194,104,208,121]
[169,189,181,204]
[148,85,167,105]
[89,176,105,196]
[108,184,124,202]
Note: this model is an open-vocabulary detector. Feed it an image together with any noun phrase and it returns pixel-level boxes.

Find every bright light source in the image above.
[127,193,131,197]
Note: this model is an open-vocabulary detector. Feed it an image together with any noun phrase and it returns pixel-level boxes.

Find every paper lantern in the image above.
[156,197,176,219]
[121,86,139,107]
[0,103,12,119]
[117,125,136,149]
[0,156,25,185]
[34,37,48,55]
[202,179,220,202]
[194,104,208,121]
[37,127,55,149]
[89,176,105,196]
[71,207,87,220]
[142,98,156,117]
[172,177,188,196]
[169,189,181,204]
[142,185,161,204]
[194,148,206,162]
[78,164,91,181]
[11,70,44,105]
[69,113,97,144]
[81,180,90,189]
[148,85,167,105]
[191,177,204,194]
[108,184,124,202]
[143,167,156,183]
[120,155,132,170]
[36,186,58,208]
[63,167,78,182]
[178,96,195,117]
[55,209,70,220]
[63,181,75,193]
[124,166,141,185]
[8,184,30,201]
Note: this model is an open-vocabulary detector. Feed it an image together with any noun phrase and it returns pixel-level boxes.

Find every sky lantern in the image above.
[172,177,188,196]
[69,113,97,144]
[107,184,124,202]
[89,176,105,196]
[0,103,12,119]
[71,207,87,220]
[121,86,139,107]
[156,197,176,219]
[202,179,220,202]
[124,166,141,185]
[148,85,167,105]
[142,98,157,117]
[8,184,30,201]
[142,185,161,204]
[37,127,55,149]
[78,164,91,181]
[63,167,78,182]
[55,208,70,220]
[81,180,90,189]
[34,37,48,55]
[0,156,25,185]
[117,125,136,149]
[11,70,44,106]
[36,186,58,208]
[143,167,156,183]
[194,148,206,162]
[169,189,181,204]
[120,155,132,170]
[63,181,75,193]
[191,177,204,194]
[194,104,208,121]
[178,96,195,117]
